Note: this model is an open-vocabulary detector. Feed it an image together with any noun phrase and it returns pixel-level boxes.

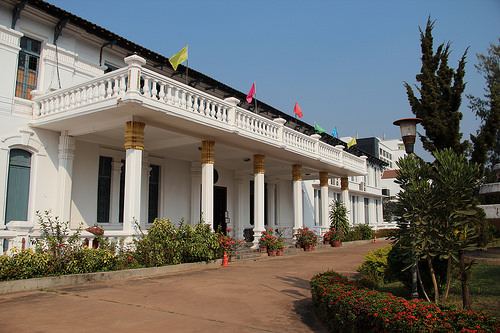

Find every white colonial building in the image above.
[0,0,388,252]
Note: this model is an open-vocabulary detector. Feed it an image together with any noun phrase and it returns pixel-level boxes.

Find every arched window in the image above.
[5,149,32,223]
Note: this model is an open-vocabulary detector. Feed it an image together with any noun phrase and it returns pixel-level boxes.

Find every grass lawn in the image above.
[378,264,500,318]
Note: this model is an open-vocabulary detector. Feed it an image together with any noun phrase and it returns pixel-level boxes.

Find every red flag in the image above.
[246,82,255,103]
[293,102,303,118]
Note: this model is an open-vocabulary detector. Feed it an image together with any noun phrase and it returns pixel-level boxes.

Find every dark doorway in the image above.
[214,186,227,233]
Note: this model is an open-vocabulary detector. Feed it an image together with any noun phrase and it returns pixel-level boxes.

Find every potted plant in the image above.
[295,227,317,251]
[267,239,279,256]
[323,230,334,244]
[330,229,344,247]
[260,229,279,255]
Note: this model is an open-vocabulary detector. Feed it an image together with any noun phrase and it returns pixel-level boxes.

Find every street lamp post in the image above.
[393,117,422,300]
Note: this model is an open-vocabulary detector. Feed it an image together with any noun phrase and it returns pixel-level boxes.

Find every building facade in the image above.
[0,0,388,252]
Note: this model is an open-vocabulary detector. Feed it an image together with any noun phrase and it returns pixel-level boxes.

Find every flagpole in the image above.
[186,59,189,85]
[254,90,258,114]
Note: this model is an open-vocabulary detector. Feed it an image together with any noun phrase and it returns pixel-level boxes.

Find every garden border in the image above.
[0,259,222,295]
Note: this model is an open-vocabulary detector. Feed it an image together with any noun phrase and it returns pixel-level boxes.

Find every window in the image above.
[5,149,31,223]
[97,156,112,222]
[148,164,160,223]
[364,198,370,224]
[16,37,41,100]
[118,160,125,223]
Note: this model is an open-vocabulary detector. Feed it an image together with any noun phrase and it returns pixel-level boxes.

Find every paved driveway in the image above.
[0,239,390,332]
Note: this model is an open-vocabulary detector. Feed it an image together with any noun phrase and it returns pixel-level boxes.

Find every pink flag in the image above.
[293,102,303,118]
[246,82,255,103]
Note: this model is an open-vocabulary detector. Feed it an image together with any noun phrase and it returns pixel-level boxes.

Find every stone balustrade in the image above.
[31,57,366,175]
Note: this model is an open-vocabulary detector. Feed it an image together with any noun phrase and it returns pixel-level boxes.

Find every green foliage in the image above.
[374,228,396,239]
[343,224,374,241]
[404,17,468,155]
[310,271,500,332]
[328,200,349,235]
[0,249,50,280]
[65,248,116,274]
[467,39,500,167]
[357,245,392,287]
[134,218,220,267]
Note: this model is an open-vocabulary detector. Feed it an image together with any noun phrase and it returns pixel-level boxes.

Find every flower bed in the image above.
[310,271,499,332]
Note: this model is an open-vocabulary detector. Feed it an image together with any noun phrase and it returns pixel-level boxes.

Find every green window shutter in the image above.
[5,149,31,223]
[97,156,112,223]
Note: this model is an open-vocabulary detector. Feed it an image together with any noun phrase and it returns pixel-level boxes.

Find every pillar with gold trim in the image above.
[253,154,265,247]
[123,121,145,233]
[292,164,303,233]
[319,172,330,234]
[201,141,215,229]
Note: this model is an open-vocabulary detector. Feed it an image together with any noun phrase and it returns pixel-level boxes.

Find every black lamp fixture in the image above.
[393,118,422,154]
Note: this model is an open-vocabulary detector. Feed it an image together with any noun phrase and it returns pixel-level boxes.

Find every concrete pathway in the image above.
[0,239,390,333]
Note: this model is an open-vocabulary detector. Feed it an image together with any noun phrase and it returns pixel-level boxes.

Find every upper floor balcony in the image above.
[30,55,366,178]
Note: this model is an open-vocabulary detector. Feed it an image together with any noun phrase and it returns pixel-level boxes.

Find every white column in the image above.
[292,164,303,234]
[190,162,201,226]
[57,132,75,226]
[200,141,214,228]
[252,155,266,247]
[319,172,330,235]
[123,121,145,233]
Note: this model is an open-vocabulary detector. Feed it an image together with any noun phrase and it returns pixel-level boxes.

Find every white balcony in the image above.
[30,55,366,177]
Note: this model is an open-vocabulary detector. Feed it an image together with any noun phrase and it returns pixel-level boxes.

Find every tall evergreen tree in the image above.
[404,18,468,155]
[467,39,500,169]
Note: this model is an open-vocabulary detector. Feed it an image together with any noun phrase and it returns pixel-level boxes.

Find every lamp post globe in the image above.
[393,118,422,154]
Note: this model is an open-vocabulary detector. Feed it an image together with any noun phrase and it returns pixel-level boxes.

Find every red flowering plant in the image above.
[323,229,344,243]
[217,228,245,256]
[310,271,500,332]
[259,229,284,250]
[295,227,318,246]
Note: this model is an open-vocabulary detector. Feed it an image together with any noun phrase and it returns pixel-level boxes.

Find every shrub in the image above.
[65,248,117,274]
[375,228,396,239]
[344,225,374,241]
[329,200,349,235]
[311,271,500,332]
[356,245,392,287]
[0,249,50,280]
[134,218,220,267]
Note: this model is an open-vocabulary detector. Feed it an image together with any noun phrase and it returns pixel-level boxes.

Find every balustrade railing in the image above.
[31,57,366,174]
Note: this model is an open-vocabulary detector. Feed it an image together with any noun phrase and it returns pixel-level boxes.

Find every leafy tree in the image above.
[328,200,349,235]
[467,39,500,170]
[393,150,486,309]
[404,17,468,155]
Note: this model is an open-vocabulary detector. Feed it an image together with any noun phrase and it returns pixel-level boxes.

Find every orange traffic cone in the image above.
[373,236,377,243]
[222,251,230,267]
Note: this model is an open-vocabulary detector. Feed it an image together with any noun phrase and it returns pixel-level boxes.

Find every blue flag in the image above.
[331,127,338,137]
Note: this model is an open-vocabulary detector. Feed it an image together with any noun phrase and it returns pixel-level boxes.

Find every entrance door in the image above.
[214,186,227,233]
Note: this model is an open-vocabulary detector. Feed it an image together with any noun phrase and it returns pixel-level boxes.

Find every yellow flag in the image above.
[347,137,357,148]
[169,45,188,71]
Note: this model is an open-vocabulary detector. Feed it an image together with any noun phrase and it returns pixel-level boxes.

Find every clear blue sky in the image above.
[49,0,499,159]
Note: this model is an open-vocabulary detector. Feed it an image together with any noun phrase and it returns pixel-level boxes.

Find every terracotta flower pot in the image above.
[268,249,278,256]
[277,248,284,256]
[259,246,267,252]
[303,244,314,252]
[331,240,342,247]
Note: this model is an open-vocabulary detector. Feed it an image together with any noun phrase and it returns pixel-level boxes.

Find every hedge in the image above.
[310,271,499,332]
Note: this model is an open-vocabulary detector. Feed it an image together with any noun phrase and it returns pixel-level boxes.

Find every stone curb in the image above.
[0,259,222,295]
